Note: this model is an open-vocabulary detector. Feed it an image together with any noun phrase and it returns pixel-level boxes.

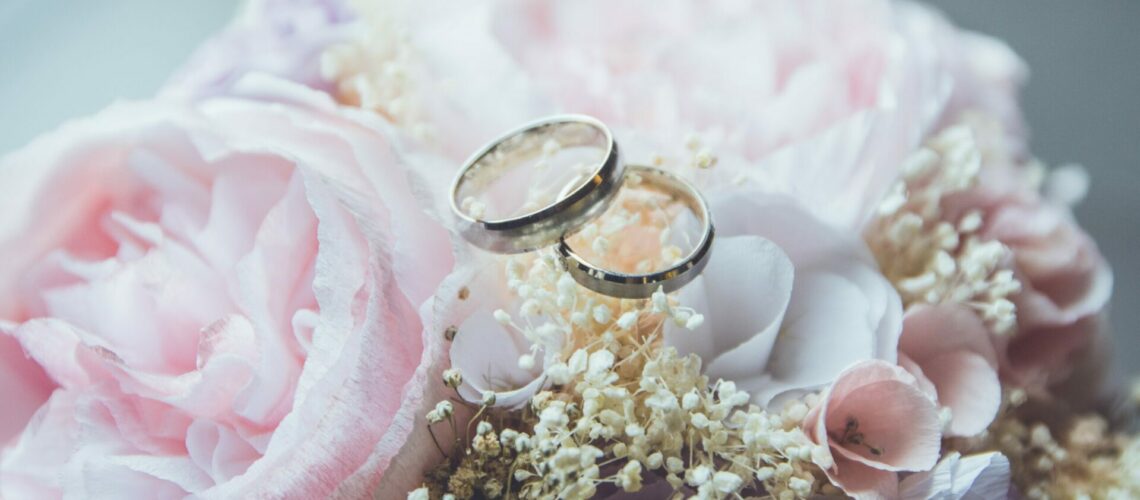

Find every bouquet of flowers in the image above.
[1,1,1134,499]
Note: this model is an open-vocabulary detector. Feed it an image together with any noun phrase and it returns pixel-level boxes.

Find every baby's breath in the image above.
[866,117,1021,335]
[413,165,826,499]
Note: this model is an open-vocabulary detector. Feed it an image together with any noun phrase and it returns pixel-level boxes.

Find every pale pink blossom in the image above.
[668,193,902,409]
[898,304,1001,437]
[0,78,453,497]
[944,163,1112,391]
[804,360,943,500]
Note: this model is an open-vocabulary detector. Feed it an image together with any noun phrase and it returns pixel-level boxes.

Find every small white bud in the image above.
[592,236,610,255]
[684,313,705,330]
[592,304,612,324]
[433,400,453,419]
[442,368,463,389]
[476,421,493,436]
[493,309,511,325]
[616,311,638,330]
[681,390,701,410]
[518,353,535,371]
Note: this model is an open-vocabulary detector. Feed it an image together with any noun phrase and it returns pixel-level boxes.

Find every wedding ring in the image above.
[558,166,715,299]
[450,115,624,254]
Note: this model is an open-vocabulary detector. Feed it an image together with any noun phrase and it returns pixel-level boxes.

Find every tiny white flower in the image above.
[520,299,540,316]
[688,465,712,486]
[617,460,644,492]
[789,477,812,496]
[587,350,615,377]
[518,353,535,370]
[682,390,701,410]
[645,389,679,411]
[616,311,639,330]
[407,487,430,500]
[712,471,743,493]
[546,362,572,385]
[476,421,493,436]
[592,304,612,324]
[685,313,705,330]
[691,413,711,429]
[571,310,589,327]
[493,309,511,324]
[755,466,776,482]
[646,452,664,470]
[434,400,453,419]
[592,236,610,255]
[442,368,462,389]
[567,349,589,374]
[481,390,497,406]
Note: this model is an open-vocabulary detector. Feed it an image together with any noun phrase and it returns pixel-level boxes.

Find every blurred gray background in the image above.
[1,1,1136,377]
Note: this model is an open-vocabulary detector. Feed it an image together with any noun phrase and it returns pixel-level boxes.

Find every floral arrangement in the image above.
[0,1,1134,499]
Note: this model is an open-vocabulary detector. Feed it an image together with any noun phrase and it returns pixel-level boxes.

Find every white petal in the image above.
[669,236,793,383]
[899,451,1011,500]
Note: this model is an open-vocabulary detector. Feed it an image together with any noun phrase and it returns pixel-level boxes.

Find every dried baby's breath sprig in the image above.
[321,1,434,141]
[866,117,1021,335]
[416,161,826,499]
[945,388,1140,500]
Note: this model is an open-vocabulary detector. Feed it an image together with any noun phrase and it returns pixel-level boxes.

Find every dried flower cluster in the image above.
[416,345,829,499]
[867,120,1021,335]
[320,0,434,141]
[870,114,1140,499]
[410,173,830,499]
[950,391,1140,499]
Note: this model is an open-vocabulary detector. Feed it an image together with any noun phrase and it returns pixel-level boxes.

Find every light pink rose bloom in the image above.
[898,304,1001,437]
[0,78,453,497]
[943,163,1112,391]
[667,192,902,409]
[804,360,942,500]
[899,451,1012,500]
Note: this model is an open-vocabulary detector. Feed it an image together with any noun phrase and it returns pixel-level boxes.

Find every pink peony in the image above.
[943,162,1112,391]
[804,360,943,500]
[0,78,454,497]
[898,304,1001,437]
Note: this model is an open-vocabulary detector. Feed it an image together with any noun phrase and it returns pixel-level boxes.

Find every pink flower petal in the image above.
[921,351,1001,437]
[816,361,942,472]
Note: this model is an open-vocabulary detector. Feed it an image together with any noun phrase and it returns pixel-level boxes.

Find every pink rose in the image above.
[0,79,454,497]
[804,360,942,500]
[943,163,1112,390]
[898,304,1001,437]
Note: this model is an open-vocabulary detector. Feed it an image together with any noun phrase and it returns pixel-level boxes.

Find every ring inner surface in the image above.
[455,121,609,224]
[563,168,707,278]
